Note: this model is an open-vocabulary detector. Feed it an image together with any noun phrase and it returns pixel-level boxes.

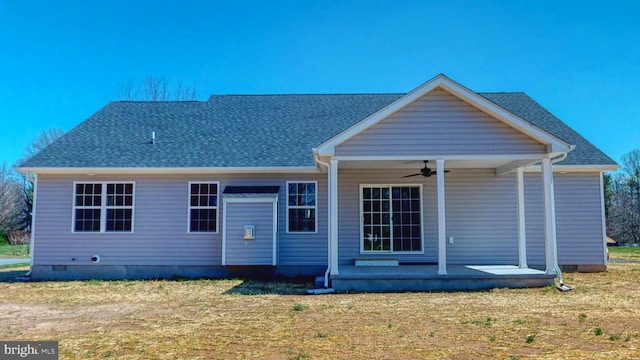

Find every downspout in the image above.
[313,150,332,289]
[549,145,575,290]
[26,172,36,277]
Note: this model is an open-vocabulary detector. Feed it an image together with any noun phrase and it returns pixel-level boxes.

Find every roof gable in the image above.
[316,74,572,156]
[334,88,549,157]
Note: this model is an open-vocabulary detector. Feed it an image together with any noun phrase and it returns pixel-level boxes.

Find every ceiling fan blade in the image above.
[402,173,421,178]
[432,170,451,175]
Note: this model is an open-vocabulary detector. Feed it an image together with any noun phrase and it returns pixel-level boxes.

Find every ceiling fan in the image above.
[402,160,450,178]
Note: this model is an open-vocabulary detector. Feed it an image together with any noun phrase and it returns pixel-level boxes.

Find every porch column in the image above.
[329,159,339,275]
[437,158,447,275]
[541,157,558,275]
[516,167,528,268]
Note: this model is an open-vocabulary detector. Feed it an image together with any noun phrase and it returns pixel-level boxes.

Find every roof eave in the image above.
[16,166,321,176]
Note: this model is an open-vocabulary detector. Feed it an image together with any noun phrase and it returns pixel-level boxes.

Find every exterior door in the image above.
[222,197,278,266]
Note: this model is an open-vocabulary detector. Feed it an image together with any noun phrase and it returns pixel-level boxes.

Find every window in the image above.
[73,182,134,233]
[361,185,422,253]
[287,181,317,233]
[189,182,219,233]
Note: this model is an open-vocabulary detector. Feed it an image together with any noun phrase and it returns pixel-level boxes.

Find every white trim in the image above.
[71,181,136,234]
[316,74,572,155]
[285,181,319,234]
[29,174,38,267]
[333,154,549,162]
[17,166,320,176]
[599,172,609,266]
[358,184,425,254]
[437,159,447,275]
[329,159,339,275]
[221,200,228,265]
[524,164,620,173]
[187,181,220,234]
[222,195,279,266]
[273,199,278,266]
[541,158,558,275]
[496,159,542,176]
[516,167,528,269]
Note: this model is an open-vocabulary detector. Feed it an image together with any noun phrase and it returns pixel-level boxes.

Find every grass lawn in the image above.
[0,243,30,258]
[609,246,640,261]
[0,263,639,359]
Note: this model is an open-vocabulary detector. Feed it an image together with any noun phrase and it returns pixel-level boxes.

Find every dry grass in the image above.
[0,264,638,360]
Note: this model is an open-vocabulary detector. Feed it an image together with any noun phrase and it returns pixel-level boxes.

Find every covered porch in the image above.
[322,156,563,281]
[331,264,554,292]
[313,76,575,291]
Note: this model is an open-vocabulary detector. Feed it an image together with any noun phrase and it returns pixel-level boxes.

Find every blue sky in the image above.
[1,0,638,167]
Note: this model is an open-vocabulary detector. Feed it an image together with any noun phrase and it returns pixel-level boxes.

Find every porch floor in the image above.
[330,265,555,292]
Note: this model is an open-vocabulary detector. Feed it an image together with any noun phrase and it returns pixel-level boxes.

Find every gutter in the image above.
[312,150,333,289]
[550,146,575,291]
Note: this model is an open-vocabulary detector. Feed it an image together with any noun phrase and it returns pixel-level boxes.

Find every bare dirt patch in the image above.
[0,265,638,359]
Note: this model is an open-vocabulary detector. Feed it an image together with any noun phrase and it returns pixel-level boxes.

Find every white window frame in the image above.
[187,181,220,234]
[286,181,318,234]
[359,184,424,254]
[71,181,136,233]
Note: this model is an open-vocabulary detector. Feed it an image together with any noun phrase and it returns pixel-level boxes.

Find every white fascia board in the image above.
[435,79,573,153]
[523,164,620,173]
[316,74,573,155]
[16,166,320,176]
[333,154,548,161]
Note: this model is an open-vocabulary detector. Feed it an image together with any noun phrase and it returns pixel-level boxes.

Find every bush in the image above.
[0,234,8,246]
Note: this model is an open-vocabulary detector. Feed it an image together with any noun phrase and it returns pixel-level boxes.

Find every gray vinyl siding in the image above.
[33,170,605,269]
[523,172,606,265]
[225,202,274,265]
[335,89,546,156]
[336,169,605,266]
[444,170,519,264]
[33,173,327,267]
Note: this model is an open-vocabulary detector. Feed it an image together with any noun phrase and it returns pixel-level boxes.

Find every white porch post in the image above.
[437,158,447,275]
[329,159,339,275]
[541,157,558,275]
[516,167,528,269]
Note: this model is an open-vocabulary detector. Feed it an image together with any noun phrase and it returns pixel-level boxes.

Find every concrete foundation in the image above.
[331,265,556,292]
[30,265,325,281]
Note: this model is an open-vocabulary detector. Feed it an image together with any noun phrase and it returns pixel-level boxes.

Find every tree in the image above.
[0,163,22,237]
[14,128,65,232]
[117,75,198,101]
[606,149,640,244]
[18,128,66,165]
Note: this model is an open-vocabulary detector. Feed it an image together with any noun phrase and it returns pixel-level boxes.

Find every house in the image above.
[18,74,618,291]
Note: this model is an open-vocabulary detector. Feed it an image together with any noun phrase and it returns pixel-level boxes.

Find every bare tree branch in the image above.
[143,75,169,101]
[117,79,139,100]
[116,76,198,101]
[173,81,198,101]
[12,129,65,233]
[18,128,65,165]
[0,163,21,234]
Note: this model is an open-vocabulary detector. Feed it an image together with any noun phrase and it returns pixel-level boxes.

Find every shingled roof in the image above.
[20,91,616,169]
